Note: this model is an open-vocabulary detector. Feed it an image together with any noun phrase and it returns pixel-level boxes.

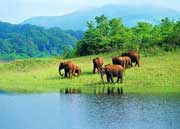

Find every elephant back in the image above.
[105,64,123,73]
[93,57,104,67]
[112,56,125,67]
[122,50,140,62]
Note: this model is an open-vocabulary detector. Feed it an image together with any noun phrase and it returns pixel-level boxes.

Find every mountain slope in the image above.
[22,5,180,30]
[0,22,81,59]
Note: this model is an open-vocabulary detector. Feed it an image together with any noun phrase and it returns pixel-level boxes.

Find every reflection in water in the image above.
[0,93,180,129]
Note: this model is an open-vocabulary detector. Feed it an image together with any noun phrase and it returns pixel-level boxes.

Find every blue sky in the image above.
[0,0,180,23]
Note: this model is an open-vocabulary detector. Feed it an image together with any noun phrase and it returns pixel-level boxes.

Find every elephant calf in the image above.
[93,57,104,74]
[124,56,131,68]
[100,64,124,83]
[121,50,140,67]
[74,65,81,76]
[112,56,126,68]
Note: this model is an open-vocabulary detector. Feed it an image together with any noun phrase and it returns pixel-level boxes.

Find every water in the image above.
[0,93,180,129]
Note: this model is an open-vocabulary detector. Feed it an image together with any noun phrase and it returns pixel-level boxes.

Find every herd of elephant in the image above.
[58,50,140,84]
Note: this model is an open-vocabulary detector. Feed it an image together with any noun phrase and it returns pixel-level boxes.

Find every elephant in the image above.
[124,56,131,68]
[100,64,124,83]
[112,56,126,68]
[93,57,104,74]
[59,61,76,79]
[121,50,140,67]
[74,65,81,76]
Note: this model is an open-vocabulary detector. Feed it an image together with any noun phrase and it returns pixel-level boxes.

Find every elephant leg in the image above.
[135,60,138,67]
[106,74,110,83]
[117,76,120,83]
[110,75,114,83]
[67,72,70,79]
[135,62,137,67]
[69,71,73,79]
[97,67,100,73]
[65,70,68,78]
[120,74,123,83]
[93,66,96,73]
[111,77,114,83]
[129,62,131,68]
[71,68,75,79]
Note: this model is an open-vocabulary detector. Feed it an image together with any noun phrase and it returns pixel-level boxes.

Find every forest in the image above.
[0,22,83,60]
[76,15,180,56]
[0,15,180,60]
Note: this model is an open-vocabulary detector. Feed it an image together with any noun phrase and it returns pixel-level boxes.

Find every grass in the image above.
[0,50,180,94]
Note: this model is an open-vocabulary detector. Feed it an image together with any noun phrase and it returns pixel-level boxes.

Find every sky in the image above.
[0,0,180,23]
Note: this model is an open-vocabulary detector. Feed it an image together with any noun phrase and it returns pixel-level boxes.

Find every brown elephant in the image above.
[112,56,126,68]
[59,61,76,79]
[74,65,81,76]
[124,56,131,68]
[121,50,140,67]
[100,64,124,83]
[93,57,104,74]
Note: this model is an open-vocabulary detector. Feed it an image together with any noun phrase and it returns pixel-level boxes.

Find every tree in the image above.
[76,16,179,56]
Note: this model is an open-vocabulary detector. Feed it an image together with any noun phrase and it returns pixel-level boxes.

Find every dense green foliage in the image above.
[76,15,180,55]
[0,22,83,60]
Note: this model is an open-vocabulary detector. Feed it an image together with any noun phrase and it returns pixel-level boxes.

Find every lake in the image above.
[0,92,180,129]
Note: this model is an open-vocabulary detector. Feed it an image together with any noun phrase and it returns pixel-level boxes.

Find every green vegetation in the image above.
[0,22,83,60]
[0,51,180,94]
[1,15,180,60]
[0,15,180,94]
[76,15,180,56]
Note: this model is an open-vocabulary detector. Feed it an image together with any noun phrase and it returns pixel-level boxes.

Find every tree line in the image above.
[76,15,180,56]
[0,15,180,60]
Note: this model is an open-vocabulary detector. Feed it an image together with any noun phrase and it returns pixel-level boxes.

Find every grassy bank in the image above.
[0,51,180,94]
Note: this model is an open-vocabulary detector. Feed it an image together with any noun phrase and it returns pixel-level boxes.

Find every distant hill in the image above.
[0,22,83,60]
[22,5,180,30]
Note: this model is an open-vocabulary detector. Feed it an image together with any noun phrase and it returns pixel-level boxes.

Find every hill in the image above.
[0,22,83,60]
[22,5,180,30]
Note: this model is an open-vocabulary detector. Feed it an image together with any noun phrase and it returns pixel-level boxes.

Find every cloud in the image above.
[0,0,180,23]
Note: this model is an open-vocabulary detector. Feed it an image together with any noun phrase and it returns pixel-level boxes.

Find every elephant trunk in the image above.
[59,67,63,76]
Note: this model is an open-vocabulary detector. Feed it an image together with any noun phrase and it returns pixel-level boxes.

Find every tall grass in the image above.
[0,51,180,94]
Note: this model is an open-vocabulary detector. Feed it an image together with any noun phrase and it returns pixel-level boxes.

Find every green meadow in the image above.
[0,51,180,94]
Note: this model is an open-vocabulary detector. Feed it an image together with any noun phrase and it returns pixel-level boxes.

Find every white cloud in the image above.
[0,0,180,23]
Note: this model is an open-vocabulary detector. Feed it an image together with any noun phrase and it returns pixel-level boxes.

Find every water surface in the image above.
[0,93,180,129]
